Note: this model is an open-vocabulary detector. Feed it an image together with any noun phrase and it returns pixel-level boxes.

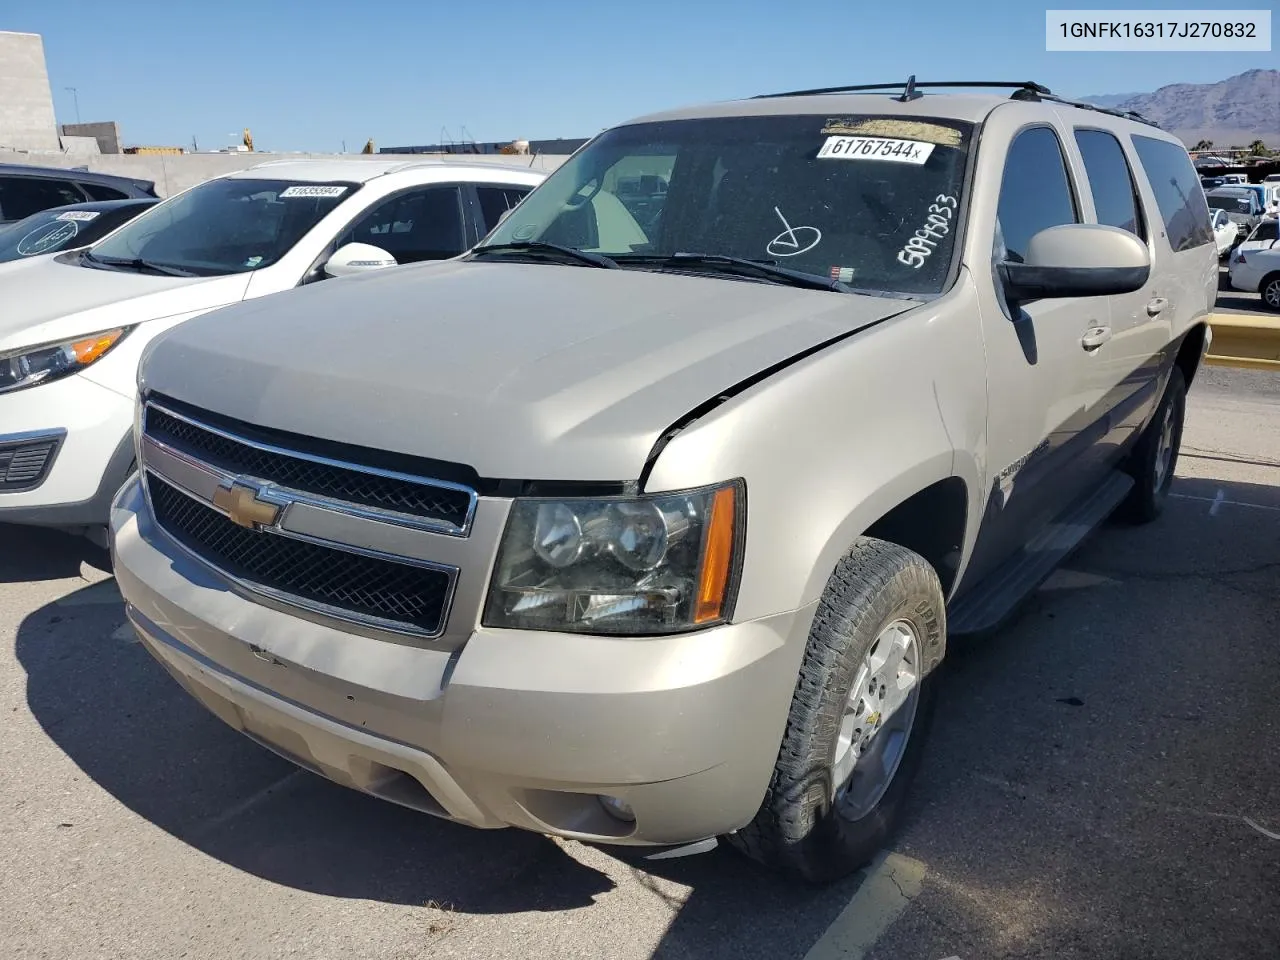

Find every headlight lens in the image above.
[484,480,744,634]
[0,327,129,394]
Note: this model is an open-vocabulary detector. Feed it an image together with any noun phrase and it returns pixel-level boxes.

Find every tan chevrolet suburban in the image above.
[110,79,1217,882]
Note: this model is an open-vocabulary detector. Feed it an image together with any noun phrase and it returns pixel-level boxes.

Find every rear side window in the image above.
[1130,135,1213,252]
[475,186,532,233]
[1074,130,1145,239]
[79,182,129,201]
[996,127,1079,263]
[0,176,85,220]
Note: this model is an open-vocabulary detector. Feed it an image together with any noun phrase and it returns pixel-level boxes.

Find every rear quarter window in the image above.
[1130,135,1213,252]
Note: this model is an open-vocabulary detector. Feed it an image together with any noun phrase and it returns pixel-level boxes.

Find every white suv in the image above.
[0,159,543,543]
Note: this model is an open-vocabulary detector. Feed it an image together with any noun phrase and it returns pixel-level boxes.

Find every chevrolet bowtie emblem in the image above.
[212,480,281,529]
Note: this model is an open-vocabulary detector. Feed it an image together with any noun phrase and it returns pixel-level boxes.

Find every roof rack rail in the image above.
[1033,91,1162,128]
[752,80,1053,99]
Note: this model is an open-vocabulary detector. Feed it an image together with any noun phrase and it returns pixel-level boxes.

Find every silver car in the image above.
[111,80,1217,882]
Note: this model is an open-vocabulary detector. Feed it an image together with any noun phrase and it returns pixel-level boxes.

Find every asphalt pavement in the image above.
[1,366,1277,960]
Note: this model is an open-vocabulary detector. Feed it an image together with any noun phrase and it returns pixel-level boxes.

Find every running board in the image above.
[947,471,1134,636]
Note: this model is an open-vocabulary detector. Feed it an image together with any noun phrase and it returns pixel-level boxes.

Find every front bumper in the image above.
[0,371,135,525]
[111,478,813,846]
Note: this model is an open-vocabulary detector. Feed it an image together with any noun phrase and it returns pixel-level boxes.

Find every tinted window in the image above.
[93,178,353,276]
[1074,129,1145,238]
[996,127,1078,263]
[479,114,976,297]
[0,176,85,221]
[1131,135,1213,252]
[340,186,465,263]
[1250,220,1278,243]
[475,186,532,233]
[79,182,129,202]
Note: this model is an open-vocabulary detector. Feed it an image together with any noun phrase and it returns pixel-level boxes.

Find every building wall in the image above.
[0,32,60,152]
[60,121,121,155]
[0,151,570,197]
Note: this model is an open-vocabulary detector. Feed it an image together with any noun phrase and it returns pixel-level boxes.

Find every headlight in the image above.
[0,327,130,395]
[483,480,744,634]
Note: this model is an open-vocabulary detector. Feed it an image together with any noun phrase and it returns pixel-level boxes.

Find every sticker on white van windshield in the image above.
[279,185,348,198]
[54,210,100,222]
[818,136,935,164]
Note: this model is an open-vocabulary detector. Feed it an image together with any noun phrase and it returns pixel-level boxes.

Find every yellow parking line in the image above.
[803,851,927,960]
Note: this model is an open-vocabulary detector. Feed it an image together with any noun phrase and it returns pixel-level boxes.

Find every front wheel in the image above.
[727,538,946,883]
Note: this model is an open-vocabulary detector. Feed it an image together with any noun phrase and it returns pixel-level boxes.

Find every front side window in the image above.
[475,185,533,233]
[338,186,465,263]
[90,178,355,276]
[477,114,976,297]
[996,127,1079,263]
[1074,129,1145,239]
[1131,135,1213,252]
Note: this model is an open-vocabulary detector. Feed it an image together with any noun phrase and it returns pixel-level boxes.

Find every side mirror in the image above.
[998,224,1150,303]
[323,242,397,279]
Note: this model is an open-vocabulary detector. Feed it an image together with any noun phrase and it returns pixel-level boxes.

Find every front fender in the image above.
[644,276,989,622]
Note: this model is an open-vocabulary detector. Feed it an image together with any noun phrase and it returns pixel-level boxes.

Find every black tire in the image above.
[727,538,946,883]
[1121,365,1186,524]
[1260,273,1280,313]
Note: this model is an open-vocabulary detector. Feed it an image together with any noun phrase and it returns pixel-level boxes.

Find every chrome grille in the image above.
[145,404,474,534]
[148,475,452,635]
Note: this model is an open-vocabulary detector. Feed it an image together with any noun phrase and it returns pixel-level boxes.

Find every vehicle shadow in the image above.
[0,522,111,583]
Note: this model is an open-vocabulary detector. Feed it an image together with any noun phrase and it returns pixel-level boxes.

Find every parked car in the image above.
[1206,186,1265,238]
[1211,208,1238,257]
[1200,175,1225,190]
[1264,173,1280,184]
[1230,218,1280,265]
[1228,242,1280,310]
[0,159,543,543]
[0,199,159,263]
[1264,183,1280,218]
[111,82,1215,882]
[0,163,157,224]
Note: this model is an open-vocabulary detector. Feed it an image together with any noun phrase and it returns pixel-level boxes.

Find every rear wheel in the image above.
[1261,273,1280,313]
[727,538,946,883]
[1121,366,1185,523]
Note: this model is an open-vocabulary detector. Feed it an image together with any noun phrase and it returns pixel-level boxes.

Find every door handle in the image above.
[1080,325,1112,350]
[1146,297,1168,316]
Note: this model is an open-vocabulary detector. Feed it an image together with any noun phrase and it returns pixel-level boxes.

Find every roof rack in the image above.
[752,78,1162,128]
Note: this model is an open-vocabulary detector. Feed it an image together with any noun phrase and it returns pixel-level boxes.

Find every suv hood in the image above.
[142,261,915,481]
[0,253,250,352]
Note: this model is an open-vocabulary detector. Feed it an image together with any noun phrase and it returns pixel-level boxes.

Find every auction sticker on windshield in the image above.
[278,185,348,198]
[54,210,100,222]
[818,136,935,164]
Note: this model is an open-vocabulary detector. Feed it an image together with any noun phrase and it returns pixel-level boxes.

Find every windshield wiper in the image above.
[469,241,618,269]
[83,251,196,277]
[612,252,846,292]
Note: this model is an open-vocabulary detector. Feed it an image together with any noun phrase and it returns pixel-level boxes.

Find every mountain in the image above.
[1079,69,1280,147]
[1079,93,1143,110]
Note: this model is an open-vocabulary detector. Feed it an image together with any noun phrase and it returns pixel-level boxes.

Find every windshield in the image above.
[90,178,355,276]
[0,208,104,261]
[477,114,974,296]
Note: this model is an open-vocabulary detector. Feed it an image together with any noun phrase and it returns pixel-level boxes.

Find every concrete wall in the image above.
[0,150,570,196]
[60,121,121,155]
[0,32,60,152]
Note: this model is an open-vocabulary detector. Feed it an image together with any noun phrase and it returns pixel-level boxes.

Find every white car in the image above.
[1228,242,1280,311]
[0,159,543,543]
[1211,208,1238,257]
[1230,218,1279,263]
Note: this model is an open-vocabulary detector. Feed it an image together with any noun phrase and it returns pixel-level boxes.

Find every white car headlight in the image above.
[483,480,744,634]
[0,327,131,395]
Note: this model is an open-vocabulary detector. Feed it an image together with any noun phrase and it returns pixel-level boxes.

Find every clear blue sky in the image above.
[7,0,1277,152]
